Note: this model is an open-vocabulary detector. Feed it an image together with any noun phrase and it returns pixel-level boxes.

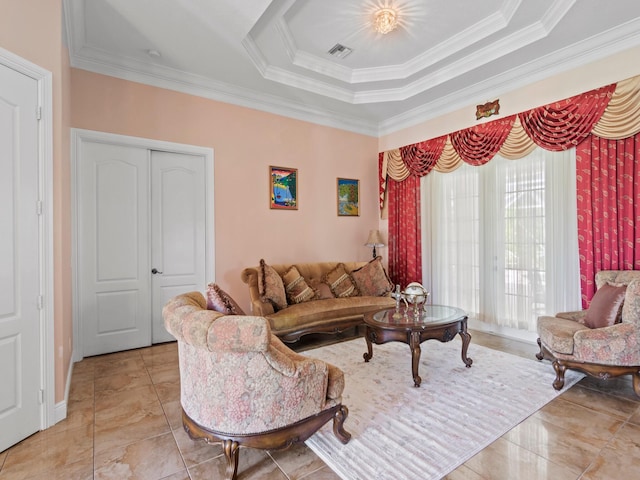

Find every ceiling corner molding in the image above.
[241,36,269,77]
[275,17,297,62]
[62,0,86,58]
[541,0,577,32]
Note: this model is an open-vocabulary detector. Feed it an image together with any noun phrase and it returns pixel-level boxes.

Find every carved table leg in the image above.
[363,327,374,362]
[459,327,473,368]
[410,331,422,387]
[552,360,566,391]
[222,439,240,480]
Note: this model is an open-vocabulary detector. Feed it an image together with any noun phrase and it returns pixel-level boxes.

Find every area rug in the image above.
[303,337,584,480]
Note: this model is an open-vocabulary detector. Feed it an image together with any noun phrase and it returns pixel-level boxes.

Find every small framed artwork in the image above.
[270,166,298,210]
[337,177,359,216]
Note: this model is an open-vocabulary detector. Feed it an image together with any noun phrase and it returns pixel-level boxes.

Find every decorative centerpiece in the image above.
[391,282,430,318]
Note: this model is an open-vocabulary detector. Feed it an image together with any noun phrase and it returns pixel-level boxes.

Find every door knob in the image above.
[151,268,163,274]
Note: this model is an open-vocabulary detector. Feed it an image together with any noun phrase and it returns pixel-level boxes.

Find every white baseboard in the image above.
[54,355,75,424]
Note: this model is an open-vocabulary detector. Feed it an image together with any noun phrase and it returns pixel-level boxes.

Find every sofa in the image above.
[240,259,397,342]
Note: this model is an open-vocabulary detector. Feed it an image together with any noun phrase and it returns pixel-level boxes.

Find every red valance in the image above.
[450,116,516,166]
[519,84,616,151]
[399,136,447,176]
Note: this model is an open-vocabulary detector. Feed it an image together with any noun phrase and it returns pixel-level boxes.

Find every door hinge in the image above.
[36,200,43,215]
[37,295,44,310]
[39,389,44,404]
[36,106,42,121]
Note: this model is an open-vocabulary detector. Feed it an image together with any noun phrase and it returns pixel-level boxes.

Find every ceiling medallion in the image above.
[373,8,399,35]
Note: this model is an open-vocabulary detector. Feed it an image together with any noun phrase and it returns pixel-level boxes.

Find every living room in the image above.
[2,1,640,478]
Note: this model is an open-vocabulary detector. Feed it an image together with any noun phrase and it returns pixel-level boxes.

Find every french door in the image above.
[75,135,211,356]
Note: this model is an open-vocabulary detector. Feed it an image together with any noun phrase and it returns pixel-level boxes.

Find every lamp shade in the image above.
[365,229,385,247]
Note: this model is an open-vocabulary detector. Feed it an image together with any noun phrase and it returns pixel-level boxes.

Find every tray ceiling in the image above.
[64,0,640,136]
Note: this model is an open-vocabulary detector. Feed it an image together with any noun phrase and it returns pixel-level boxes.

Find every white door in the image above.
[0,63,41,451]
[77,142,207,355]
[150,151,206,343]
[78,143,152,356]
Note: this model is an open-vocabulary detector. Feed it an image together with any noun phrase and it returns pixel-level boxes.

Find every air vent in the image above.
[327,43,353,59]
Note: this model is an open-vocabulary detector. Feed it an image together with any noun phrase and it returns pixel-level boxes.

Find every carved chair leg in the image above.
[552,360,566,391]
[332,405,351,444]
[222,439,240,480]
[632,371,640,398]
[535,338,545,361]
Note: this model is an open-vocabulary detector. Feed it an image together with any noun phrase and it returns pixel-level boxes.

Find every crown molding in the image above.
[69,46,379,137]
[378,20,640,136]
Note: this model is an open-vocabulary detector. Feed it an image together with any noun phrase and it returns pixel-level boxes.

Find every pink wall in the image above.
[70,69,381,312]
[0,0,72,404]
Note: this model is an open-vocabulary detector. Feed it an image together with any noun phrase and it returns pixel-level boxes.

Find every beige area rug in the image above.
[303,337,584,480]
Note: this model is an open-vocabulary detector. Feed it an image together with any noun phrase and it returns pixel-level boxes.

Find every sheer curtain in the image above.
[422,147,581,333]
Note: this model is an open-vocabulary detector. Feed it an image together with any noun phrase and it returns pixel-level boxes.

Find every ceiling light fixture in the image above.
[373,7,399,35]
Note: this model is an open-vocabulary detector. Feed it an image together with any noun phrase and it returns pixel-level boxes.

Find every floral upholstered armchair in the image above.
[536,270,640,397]
[163,292,351,480]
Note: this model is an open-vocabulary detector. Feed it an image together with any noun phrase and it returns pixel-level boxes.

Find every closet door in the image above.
[76,140,208,355]
[78,142,151,356]
[150,151,206,343]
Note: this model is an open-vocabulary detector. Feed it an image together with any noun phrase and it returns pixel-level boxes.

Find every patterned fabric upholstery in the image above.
[163,292,344,435]
[537,271,640,366]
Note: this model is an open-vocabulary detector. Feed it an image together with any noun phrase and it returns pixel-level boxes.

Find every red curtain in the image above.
[388,175,422,287]
[400,136,447,176]
[378,152,386,210]
[519,84,616,151]
[576,132,640,308]
[450,116,515,165]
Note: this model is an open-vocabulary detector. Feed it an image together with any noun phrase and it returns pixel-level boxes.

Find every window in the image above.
[422,148,581,333]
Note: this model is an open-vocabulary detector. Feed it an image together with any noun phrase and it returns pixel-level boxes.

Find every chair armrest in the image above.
[163,292,224,347]
[573,322,640,365]
[241,267,276,315]
[555,310,587,324]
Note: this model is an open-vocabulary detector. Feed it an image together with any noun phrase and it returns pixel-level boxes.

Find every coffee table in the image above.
[363,305,472,387]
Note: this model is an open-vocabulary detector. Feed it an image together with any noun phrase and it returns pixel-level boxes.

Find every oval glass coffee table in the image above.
[363,305,473,387]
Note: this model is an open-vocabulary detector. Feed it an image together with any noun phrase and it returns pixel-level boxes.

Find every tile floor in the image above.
[1,330,639,479]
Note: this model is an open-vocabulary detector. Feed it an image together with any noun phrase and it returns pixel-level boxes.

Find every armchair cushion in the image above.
[537,316,589,355]
[583,283,626,328]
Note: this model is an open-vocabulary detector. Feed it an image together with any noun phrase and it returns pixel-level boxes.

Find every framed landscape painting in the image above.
[270,166,298,210]
[337,178,359,216]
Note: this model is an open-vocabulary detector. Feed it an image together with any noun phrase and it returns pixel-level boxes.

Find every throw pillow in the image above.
[258,259,287,311]
[351,257,394,297]
[282,265,316,304]
[584,282,627,329]
[206,283,245,315]
[309,278,334,300]
[323,263,359,298]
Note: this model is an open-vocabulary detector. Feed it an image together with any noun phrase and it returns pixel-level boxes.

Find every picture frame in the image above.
[337,177,359,216]
[269,166,298,210]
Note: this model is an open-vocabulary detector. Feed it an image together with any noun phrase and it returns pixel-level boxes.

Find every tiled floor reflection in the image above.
[1,330,639,479]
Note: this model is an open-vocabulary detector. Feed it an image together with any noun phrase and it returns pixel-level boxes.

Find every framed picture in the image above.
[270,166,298,210]
[337,178,359,216]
